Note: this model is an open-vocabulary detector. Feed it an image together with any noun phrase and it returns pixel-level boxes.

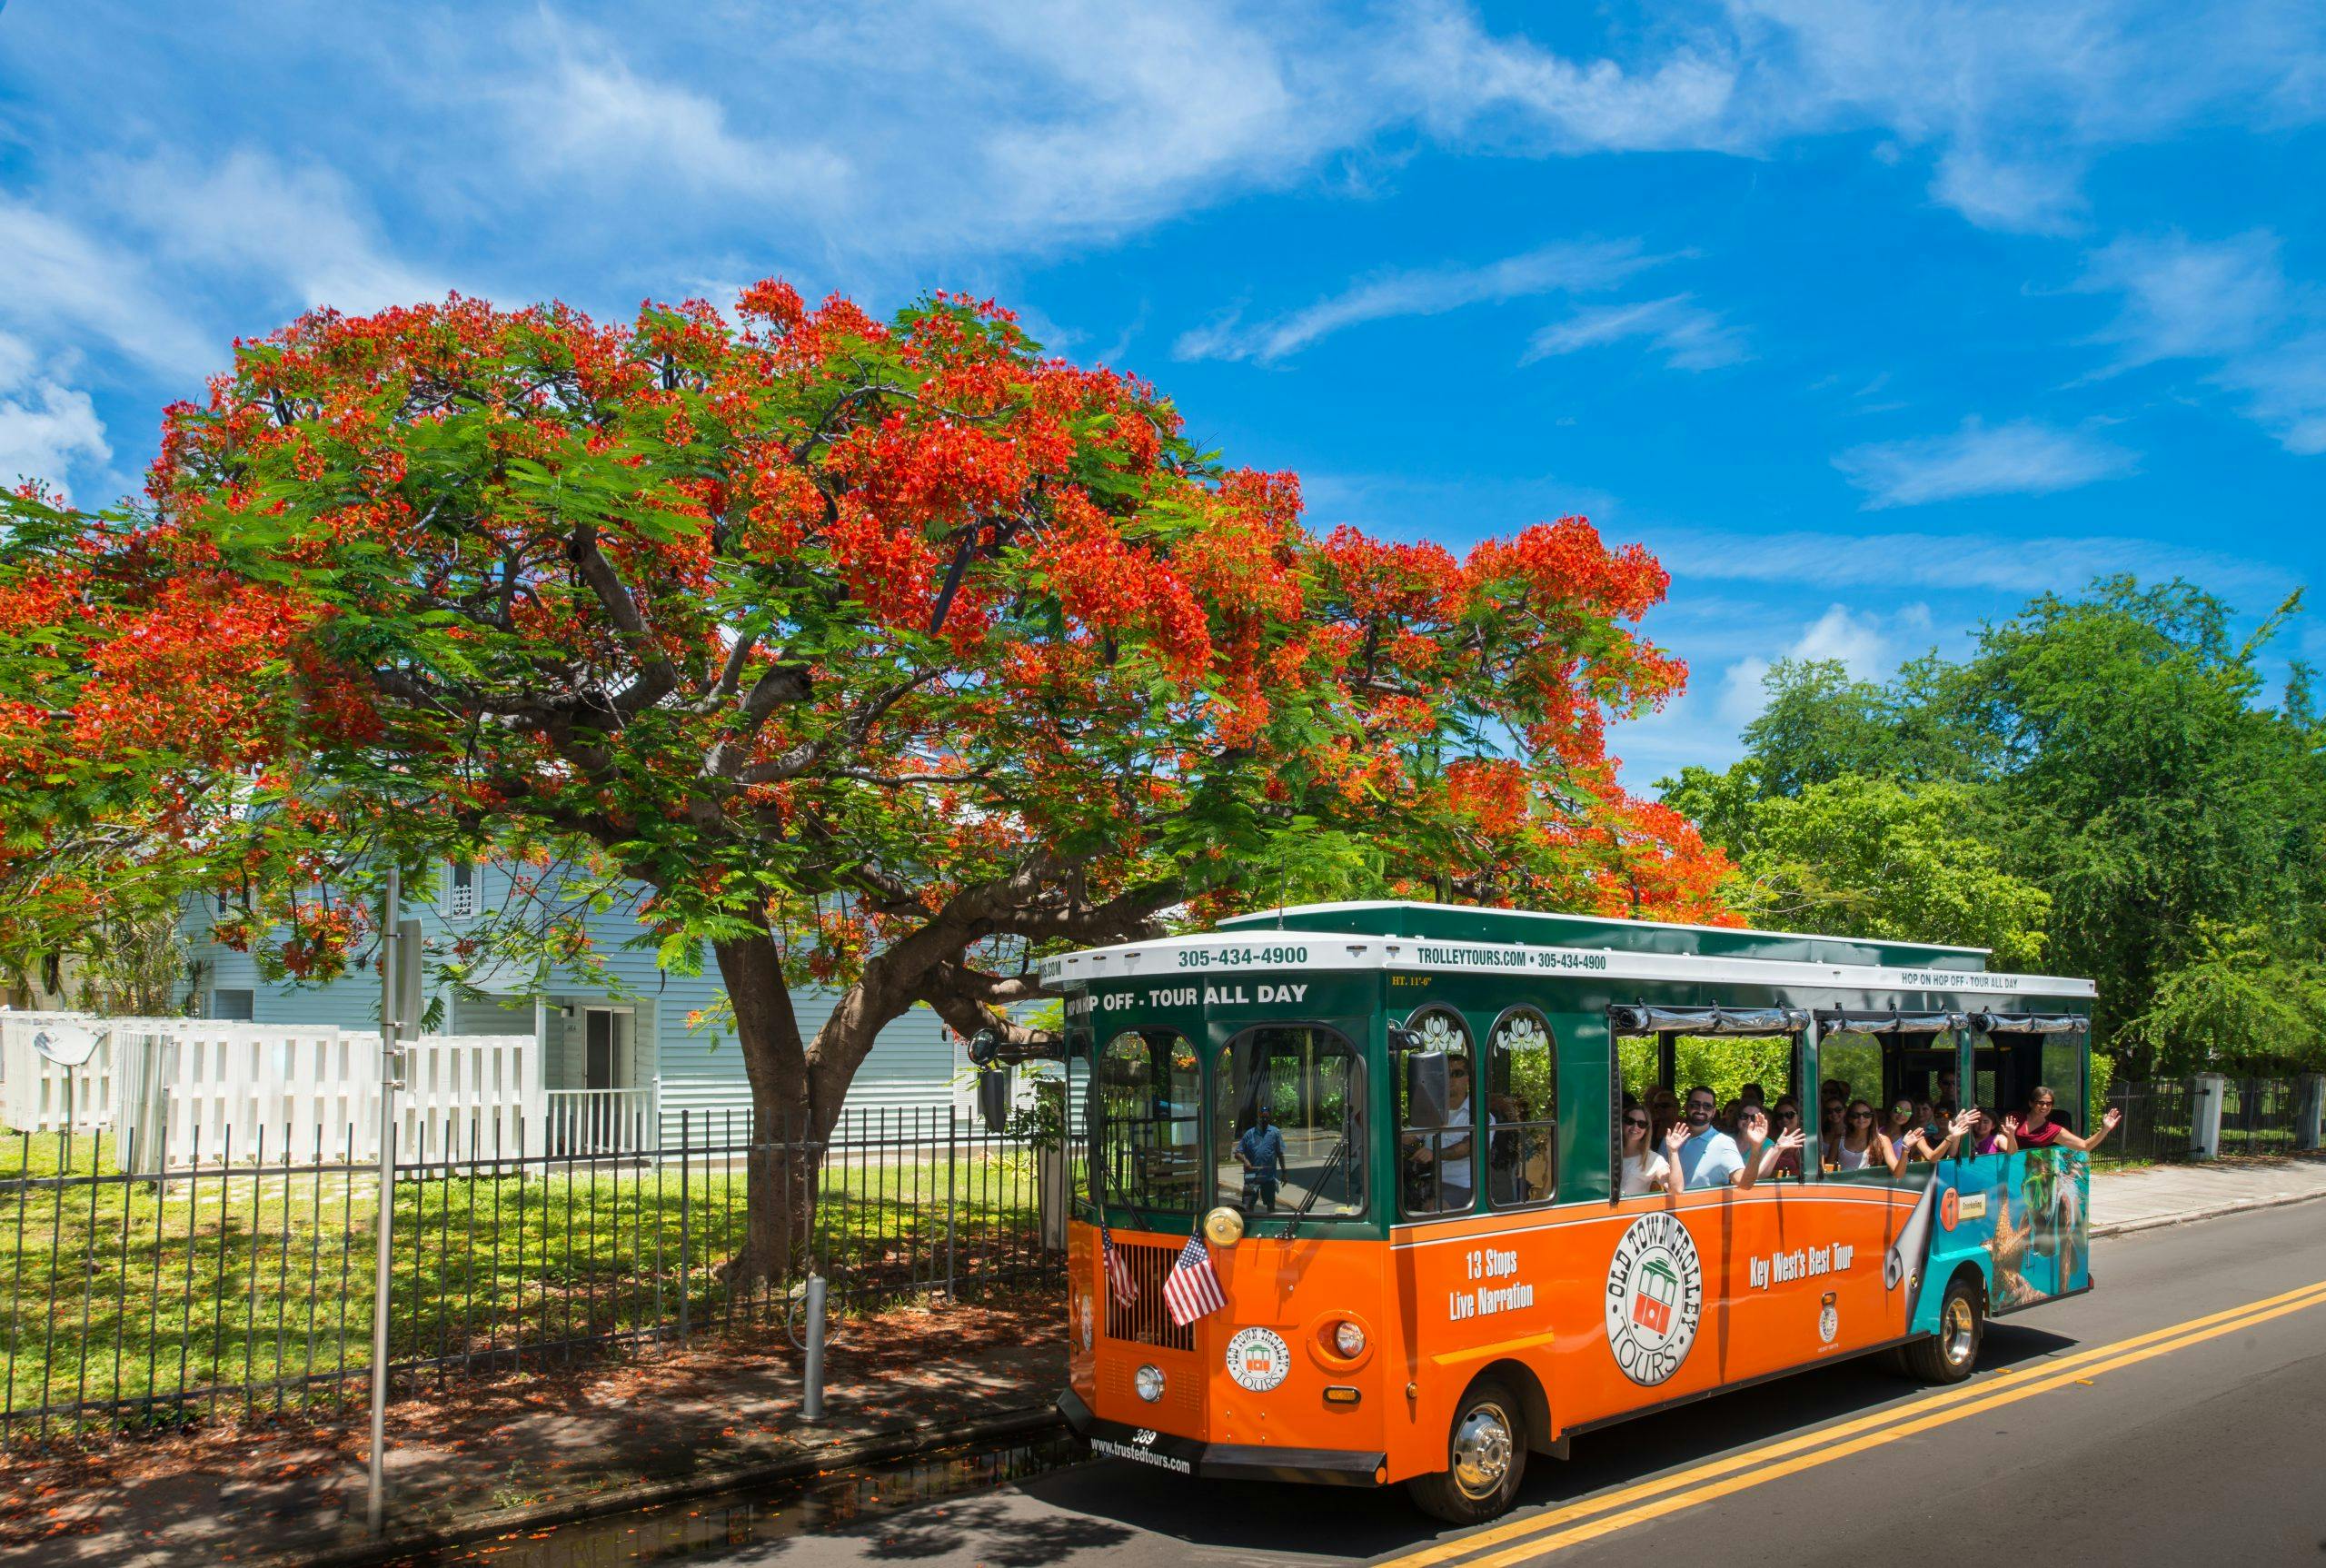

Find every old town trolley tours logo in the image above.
[1605,1212,1703,1385]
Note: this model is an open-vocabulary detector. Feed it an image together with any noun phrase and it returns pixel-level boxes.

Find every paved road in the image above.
[522,1202,2326,1568]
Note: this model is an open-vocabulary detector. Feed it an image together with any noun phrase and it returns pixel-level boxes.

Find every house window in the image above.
[210,989,255,1022]
[446,860,476,919]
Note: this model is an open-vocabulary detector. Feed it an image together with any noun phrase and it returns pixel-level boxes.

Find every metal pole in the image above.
[800,1273,828,1423]
[945,1108,958,1301]
[366,865,401,1537]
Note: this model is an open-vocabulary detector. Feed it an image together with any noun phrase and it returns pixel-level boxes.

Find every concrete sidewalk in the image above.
[2090,1152,2326,1236]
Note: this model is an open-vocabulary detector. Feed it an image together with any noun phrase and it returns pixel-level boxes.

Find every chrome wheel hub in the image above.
[1943,1295,1977,1367]
[1452,1403,1515,1497]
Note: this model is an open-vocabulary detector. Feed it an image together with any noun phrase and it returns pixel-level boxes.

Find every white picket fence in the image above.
[0,1012,641,1165]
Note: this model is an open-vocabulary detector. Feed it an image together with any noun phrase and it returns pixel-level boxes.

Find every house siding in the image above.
[175,863,966,1122]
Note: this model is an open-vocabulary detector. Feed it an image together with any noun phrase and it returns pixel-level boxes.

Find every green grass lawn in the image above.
[0,1129,1049,1442]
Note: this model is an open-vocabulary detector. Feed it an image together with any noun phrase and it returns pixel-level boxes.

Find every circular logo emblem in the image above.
[1940,1187,1960,1232]
[1079,1292,1094,1352]
[1819,1296,1840,1345]
[1605,1212,1703,1386]
[1224,1327,1292,1393]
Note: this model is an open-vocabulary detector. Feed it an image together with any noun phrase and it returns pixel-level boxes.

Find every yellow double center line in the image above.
[1379,1278,2326,1568]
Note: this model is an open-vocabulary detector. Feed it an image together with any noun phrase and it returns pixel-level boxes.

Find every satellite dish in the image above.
[31,1025,108,1067]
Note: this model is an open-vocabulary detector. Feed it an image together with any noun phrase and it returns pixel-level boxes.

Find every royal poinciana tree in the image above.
[0,285,1730,1272]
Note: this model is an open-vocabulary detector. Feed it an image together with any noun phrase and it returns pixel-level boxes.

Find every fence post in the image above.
[2190,1072,2226,1160]
[678,1109,691,1346]
[365,867,404,1538]
[2298,1075,2325,1153]
[945,1107,959,1302]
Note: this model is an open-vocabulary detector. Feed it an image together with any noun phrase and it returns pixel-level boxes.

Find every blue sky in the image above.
[3,1,2321,785]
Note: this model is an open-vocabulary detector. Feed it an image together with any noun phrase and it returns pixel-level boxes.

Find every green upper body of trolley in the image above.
[1045,901,2095,1244]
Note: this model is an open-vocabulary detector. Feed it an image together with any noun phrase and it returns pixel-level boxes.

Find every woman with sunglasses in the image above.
[1828,1099,1884,1171]
[1764,1097,1807,1178]
[2007,1087,2122,1152]
[1618,1099,1683,1197]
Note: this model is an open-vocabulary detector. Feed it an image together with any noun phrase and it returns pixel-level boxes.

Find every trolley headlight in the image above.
[1135,1364,1167,1403]
[1203,1206,1246,1246]
[1333,1320,1367,1357]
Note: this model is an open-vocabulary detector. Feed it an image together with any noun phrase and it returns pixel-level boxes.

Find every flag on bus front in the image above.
[1100,1219,1137,1305]
[1162,1233,1225,1326]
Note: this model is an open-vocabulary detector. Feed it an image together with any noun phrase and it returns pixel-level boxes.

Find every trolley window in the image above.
[1397,1006,1476,1218]
[1485,1007,1557,1209]
[1093,1027,1204,1214]
[1213,1024,1366,1221]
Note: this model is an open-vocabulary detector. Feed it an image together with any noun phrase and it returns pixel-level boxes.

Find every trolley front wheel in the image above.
[1407,1376,1528,1524]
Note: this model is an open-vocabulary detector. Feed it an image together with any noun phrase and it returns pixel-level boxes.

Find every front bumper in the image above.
[1058,1388,1386,1487]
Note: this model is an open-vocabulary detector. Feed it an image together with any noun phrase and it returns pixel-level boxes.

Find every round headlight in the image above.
[1334,1320,1367,1357]
[1203,1206,1246,1246]
[1135,1364,1167,1403]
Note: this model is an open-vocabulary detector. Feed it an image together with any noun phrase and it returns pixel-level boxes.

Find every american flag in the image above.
[1099,1218,1137,1305]
[1162,1233,1226,1327]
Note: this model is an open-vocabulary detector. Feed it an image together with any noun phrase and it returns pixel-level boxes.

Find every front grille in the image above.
[1104,1235,1196,1351]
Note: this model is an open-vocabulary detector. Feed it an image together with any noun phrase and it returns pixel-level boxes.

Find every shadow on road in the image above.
[1019,1321,2082,1563]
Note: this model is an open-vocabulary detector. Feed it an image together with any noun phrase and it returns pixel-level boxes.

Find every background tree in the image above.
[1666,578,2326,1074]
[0,287,1728,1274]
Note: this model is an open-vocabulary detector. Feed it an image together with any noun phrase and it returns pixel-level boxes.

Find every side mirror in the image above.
[1407,1051,1450,1128]
[977,1064,1013,1133]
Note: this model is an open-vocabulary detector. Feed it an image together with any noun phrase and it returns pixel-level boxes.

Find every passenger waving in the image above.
[2007,1087,2122,1154]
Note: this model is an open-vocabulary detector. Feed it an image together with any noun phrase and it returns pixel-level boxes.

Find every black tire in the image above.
[1901,1274,1983,1384]
[1406,1377,1528,1524]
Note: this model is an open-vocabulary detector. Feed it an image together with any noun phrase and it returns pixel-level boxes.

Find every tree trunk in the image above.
[713,934,812,1287]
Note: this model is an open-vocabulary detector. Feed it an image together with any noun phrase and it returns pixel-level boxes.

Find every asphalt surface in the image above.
[477,1201,2326,1568]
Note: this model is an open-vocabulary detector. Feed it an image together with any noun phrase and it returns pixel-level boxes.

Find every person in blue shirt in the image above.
[1674,1086,1767,1190]
[1237,1106,1288,1212]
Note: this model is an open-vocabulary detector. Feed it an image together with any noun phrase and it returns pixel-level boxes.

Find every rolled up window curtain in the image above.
[1815,1008,1968,1035]
[1606,1004,1809,1036]
[1969,1012,2089,1036]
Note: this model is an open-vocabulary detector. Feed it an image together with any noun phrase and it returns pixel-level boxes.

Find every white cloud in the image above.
[0,196,217,381]
[1390,5,1744,153]
[2074,230,2326,453]
[1722,0,2326,231]
[1523,294,1750,372]
[1928,146,2086,234]
[1712,601,1925,728]
[1174,240,1655,362]
[501,27,851,209]
[1652,523,2289,599]
[1834,417,2136,508]
[2078,229,2289,363]
[0,332,113,494]
[107,150,443,316]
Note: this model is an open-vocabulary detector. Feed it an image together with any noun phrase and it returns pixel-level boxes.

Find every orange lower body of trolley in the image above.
[1060,1179,1973,1519]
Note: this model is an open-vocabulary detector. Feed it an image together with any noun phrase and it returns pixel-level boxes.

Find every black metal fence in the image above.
[0,1107,1059,1444]
[2092,1077,2199,1167]
[2089,1076,2318,1167]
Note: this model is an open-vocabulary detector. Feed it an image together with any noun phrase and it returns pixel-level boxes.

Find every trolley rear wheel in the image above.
[1407,1376,1528,1524]
[1902,1274,1983,1384]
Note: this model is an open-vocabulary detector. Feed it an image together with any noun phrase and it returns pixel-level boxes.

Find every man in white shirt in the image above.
[1407,1057,1479,1210]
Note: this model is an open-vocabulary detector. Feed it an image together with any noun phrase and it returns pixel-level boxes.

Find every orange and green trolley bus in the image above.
[1039,901,2099,1522]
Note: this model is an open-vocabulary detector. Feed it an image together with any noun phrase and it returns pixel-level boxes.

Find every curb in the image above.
[282,1404,1067,1568]
[2092,1184,2326,1239]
